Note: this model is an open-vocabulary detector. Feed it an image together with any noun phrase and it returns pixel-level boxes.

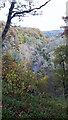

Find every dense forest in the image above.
[0,20,68,119]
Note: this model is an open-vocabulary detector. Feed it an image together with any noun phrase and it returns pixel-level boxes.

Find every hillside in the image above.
[1,21,65,68]
[1,21,65,95]
[43,30,64,37]
[1,21,49,73]
[43,30,65,52]
[1,21,67,119]
[42,30,66,67]
[1,21,65,83]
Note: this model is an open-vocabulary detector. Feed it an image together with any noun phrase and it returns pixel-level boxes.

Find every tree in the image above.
[61,4,68,114]
[0,0,51,40]
[54,44,68,114]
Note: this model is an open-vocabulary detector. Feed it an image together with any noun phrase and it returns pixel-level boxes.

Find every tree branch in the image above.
[11,0,51,19]
[2,0,51,40]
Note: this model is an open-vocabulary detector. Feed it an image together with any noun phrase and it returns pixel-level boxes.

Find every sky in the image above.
[0,0,67,31]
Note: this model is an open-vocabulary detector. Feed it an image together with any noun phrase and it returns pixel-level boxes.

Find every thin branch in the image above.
[11,0,51,19]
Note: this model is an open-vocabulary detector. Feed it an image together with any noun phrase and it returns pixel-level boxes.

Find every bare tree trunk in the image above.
[2,18,11,40]
[2,2,15,40]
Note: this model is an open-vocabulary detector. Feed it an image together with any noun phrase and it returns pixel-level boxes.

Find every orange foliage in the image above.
[2,53,17,77]
[9,61,17,70]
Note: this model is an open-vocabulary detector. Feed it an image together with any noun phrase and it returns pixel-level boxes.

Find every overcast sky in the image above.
[0,0,67,31]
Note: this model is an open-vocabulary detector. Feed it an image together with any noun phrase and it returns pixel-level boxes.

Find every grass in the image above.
[2,93,68,120]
